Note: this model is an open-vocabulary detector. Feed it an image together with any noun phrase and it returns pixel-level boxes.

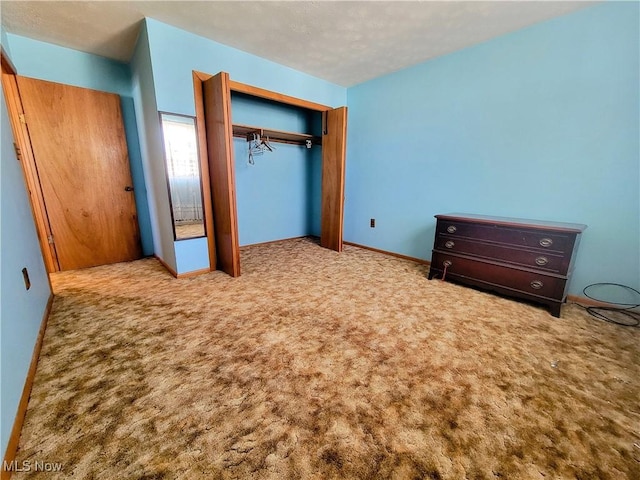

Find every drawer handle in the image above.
[535,256,549,266]
[539,238,553,248]
[443,260,452,268]
[444,241,455,249]
[530,280,544,290]
[446,225,457,234]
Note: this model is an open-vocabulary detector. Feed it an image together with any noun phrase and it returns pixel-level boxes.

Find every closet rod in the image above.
[232,124,322,146]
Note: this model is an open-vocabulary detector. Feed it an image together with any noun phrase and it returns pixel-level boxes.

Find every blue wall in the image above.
[0,46,52,457]
[232,94,323,246]
[143,19,346,273]
[345,2,640,294]
[1,27,11,57]
[5,34,154,256]
[145,19,346,117]
[130,23,176,271]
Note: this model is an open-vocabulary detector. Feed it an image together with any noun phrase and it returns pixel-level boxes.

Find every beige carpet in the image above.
[12,237,640,479]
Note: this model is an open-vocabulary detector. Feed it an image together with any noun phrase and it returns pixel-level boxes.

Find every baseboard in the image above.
[2,293,54,480]
[176,268,211,279]
[154,255,213,279]
[241,235,310,248]
[153,254,179,278]
[566,294,618,308]
[343,241,430,266]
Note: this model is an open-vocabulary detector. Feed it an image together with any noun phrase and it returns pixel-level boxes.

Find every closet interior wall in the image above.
[231,92,323,247]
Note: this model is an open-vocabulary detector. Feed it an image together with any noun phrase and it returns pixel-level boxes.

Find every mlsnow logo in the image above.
[3,460,63,472]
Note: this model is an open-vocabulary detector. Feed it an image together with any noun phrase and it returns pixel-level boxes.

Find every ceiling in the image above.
[1,1,596,87]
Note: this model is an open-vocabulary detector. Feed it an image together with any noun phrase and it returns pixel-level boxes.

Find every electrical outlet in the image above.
[22,267,31,290]
[370,218,376,228]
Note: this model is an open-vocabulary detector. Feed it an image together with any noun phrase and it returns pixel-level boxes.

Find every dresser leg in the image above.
[549,302,562,318]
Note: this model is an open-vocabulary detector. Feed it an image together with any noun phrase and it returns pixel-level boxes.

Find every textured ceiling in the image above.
[1,1,596,87]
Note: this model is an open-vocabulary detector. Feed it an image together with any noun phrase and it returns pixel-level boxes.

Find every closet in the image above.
[193,71,347,277]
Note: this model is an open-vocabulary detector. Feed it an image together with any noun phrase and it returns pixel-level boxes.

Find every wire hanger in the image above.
[247,132,275,165]
[261,136,274,152]
[248,133,261,165]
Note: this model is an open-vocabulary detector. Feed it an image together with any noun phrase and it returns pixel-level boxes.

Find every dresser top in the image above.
[435,213,587,233]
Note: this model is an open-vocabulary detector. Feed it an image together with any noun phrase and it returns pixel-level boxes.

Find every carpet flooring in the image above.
[12,237,640,479]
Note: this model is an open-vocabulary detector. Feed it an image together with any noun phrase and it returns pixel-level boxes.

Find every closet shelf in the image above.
[232,124,322,146]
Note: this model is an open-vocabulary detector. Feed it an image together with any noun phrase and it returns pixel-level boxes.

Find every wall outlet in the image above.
[370,218,375,228]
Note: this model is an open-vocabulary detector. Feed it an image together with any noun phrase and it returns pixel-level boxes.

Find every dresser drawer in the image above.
[430,252,567,300]
[436,221,573,254]
[434,235,567,274]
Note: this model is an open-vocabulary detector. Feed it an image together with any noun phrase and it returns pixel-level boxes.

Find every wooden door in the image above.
[16,76,141,271]
[203,72,240,277]
[321,107,348,252]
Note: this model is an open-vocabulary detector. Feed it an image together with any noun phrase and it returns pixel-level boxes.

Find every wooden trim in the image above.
[176,268,211,279]
[192,72,216,271]
[566,294,618,308]
[1,64,59,276]
[2,294,54,480]
[154,255,210,279]
[344,241,431,266]
[193,70,212,82]
[154,254,178,278]
[229,80,331,112]
[197,72,331,112]
[240,235,310,249]
[1,47,17,75]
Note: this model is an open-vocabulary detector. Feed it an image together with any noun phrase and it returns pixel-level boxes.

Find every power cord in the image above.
[574,283,640,327]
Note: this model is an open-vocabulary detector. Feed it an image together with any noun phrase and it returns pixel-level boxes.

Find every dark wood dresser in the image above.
[428,213,587,317]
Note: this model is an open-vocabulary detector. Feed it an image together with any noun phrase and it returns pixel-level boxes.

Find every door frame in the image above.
[1,48,59,273]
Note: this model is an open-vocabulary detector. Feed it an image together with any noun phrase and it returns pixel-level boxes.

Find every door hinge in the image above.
[19,113,26,125]
[13,143,22,161]
[47,234,54,245]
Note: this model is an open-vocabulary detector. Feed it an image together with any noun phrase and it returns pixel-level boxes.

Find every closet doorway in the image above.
[193,71,347,277]
[2,70,142,272]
